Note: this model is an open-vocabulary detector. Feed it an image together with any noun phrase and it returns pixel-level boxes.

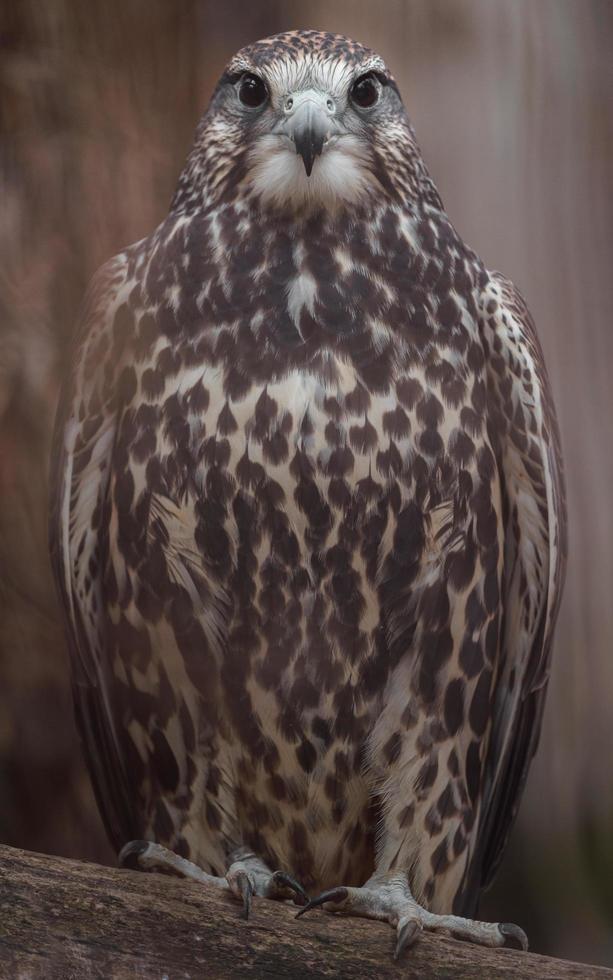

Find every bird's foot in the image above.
[225,847,309,918]
[296,869,527,959]
[119,840,308,919]
[119,839,228,889]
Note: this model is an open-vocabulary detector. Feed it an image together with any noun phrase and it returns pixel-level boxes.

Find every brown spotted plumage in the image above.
[49,30,566,955]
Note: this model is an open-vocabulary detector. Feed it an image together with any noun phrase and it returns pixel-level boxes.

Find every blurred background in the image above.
[1,0,612,967]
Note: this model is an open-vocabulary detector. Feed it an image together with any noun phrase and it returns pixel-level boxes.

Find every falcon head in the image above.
[176,31,430,212]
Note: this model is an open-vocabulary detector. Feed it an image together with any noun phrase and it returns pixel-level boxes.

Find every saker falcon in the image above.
[50,30,567,957]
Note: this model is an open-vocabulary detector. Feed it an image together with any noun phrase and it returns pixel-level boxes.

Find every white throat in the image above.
[248,134,376,209]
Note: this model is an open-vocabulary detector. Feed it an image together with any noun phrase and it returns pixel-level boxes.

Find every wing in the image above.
[457,271,567,913]
[49,249,140,850]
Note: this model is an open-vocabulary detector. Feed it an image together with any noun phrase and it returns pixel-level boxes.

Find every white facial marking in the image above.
[248,134,376,209]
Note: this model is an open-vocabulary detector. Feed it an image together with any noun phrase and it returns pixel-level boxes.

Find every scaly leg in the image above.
[119,840,308,918]
[297,869,527,959]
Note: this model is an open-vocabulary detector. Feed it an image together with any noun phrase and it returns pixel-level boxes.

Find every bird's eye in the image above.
[238,73,268,108]
[350,73,380,109]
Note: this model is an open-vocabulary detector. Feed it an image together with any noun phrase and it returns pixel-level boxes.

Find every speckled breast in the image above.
[106,203,487,885]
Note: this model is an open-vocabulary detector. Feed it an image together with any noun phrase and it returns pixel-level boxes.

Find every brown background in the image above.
[1,0,612,967]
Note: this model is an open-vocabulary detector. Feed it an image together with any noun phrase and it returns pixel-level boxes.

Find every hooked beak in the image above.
[278,90,337,177]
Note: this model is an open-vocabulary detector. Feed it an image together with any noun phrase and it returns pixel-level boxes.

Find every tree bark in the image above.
[0,844,610,979]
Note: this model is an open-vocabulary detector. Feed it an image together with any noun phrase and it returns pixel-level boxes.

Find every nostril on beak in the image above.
[280,90,337,175]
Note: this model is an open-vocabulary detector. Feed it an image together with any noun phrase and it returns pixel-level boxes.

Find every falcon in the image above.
[50,30,567,957]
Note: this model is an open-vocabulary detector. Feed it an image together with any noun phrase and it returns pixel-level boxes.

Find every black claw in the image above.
[500,922,529,951]
[295,886,349,918]
[118,840,150,870]
[394,920,421,959]
[235,871,253,920]
[271,871,310,906]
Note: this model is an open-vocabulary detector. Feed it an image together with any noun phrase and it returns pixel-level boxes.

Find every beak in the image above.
[279,89,337,177]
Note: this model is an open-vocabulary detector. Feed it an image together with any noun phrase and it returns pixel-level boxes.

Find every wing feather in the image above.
[458,272,567,912]
[49,251,139,849]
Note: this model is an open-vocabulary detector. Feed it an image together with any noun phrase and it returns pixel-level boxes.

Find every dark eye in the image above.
[350,73,380,109]
[238,73,268,108]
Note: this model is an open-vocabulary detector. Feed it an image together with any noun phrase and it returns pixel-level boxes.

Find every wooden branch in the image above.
[0,844,609,979]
